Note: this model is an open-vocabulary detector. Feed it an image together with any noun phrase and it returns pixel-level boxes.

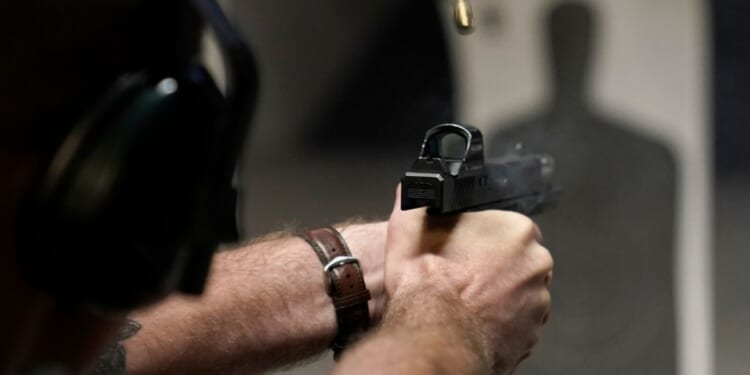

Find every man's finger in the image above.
[392,183,402,214]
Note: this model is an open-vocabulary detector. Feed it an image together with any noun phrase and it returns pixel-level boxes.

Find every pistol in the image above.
[401,123,558,215]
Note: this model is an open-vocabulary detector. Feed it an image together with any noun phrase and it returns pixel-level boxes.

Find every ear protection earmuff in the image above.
[16,0,257,310]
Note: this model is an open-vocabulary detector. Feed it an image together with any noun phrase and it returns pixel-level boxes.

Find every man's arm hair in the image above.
[115,222,386,375]
[332,287,491,375]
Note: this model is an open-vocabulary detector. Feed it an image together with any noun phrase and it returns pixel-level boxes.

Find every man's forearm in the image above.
[122,223,386,375]
[123,236,334,374]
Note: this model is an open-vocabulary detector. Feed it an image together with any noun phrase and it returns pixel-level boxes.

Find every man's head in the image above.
[0,1,254,371]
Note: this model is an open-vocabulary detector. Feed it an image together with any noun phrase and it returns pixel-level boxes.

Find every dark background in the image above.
[228,0,748,373]
[712,0,750,373]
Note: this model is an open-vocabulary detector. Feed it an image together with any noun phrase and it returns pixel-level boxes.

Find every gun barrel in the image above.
[477,154,555,214]
[401,123,558,216]
[402,154,557,215]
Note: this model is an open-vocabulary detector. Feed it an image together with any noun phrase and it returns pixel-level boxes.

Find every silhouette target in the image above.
[490,3,677,374]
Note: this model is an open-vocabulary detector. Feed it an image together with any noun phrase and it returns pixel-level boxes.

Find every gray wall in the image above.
[210,1,746,374]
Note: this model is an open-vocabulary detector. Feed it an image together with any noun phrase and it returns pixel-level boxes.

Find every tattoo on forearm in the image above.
[86,319,142,375]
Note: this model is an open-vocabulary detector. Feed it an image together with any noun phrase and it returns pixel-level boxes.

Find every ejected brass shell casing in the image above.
[454,0,474,34]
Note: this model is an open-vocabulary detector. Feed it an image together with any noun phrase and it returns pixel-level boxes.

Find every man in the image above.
[0,1,552,374]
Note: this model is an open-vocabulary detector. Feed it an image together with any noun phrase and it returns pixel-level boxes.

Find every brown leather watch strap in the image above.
[300,227,371,359]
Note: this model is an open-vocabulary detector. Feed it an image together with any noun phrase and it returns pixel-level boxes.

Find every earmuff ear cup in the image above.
[18,65,224,309]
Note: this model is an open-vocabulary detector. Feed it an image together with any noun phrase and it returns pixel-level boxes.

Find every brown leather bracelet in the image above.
[300,226,371,359]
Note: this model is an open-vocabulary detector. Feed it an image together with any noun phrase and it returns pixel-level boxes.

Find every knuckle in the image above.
[530,288,551,323]
[525,244,553,274]
[535,246,554,272]
[527,334,540,351]
[487,210,537,239]
[540,288,552,308]
[476,210,536,233]
[512,214,538,241]
[504,210,534,227]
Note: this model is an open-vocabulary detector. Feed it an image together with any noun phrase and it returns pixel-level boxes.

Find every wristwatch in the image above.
[300,227,371,359]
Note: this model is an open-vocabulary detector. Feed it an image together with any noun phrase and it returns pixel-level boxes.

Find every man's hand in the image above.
[334,185,553,374]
